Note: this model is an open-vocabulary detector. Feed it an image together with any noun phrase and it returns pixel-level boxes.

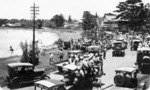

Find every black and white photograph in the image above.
[0,0,150,90]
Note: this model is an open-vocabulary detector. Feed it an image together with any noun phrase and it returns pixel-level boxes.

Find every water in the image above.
[0,29,59,58]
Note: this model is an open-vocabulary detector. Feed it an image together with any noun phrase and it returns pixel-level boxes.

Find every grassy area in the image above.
[0,28,82,87]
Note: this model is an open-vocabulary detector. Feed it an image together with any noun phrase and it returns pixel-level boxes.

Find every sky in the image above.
[0,0,149,20]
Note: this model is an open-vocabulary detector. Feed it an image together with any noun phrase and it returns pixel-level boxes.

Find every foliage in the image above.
[54,39,64,48]
[82,11,96,32]
[0,19,7,26]
[51,14,65,28]
[114,0,149,31]
[36,19,43,29]
[20,41,29,62]
[68,15,72,23]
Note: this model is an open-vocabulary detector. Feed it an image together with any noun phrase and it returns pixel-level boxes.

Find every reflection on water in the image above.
[0,29,59,58]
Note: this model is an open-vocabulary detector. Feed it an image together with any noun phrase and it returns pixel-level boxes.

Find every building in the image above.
[101,13,128,32]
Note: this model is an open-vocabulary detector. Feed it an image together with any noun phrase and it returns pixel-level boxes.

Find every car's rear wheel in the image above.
[114,74,125,87]
[12,78,22,88]
[58,85,66,90]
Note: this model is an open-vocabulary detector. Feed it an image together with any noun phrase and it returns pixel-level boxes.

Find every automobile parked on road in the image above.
[63,41,71,50]
[87,45,101,54]
[112,41,125,57]
[114,67,138,88]
[136,47,150,74]
[130,39,142,51]
[7,62,50,88]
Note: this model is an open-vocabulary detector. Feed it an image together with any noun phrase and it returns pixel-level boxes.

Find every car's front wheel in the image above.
[11,78,22,88]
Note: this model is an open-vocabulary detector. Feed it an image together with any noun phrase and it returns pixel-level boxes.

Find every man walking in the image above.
[59,49,63,61]
[49,53,54,65]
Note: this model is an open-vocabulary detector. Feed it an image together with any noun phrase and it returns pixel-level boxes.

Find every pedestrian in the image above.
[59,49,63,61]
[10,46,14,55]
[49,53,54,65]
[103,44,107,59]
[99,53,105,75]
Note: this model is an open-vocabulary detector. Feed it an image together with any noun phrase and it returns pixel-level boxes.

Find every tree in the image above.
[114,0,149,31]
[82,11,96,32]
[36,19,43,29]
[20,41,29,62]
[51,14,65,28]
[0,19,7,26]
[68,15,72,23]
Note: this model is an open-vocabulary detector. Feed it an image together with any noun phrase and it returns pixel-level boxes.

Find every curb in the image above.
[102,84,114,90]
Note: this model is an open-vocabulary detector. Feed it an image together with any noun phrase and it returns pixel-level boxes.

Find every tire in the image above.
[11,78,22,88]
[58,86,66,90]
[114,75,125,87]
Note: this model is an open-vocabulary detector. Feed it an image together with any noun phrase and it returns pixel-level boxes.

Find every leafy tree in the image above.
[51,14,65,28]
[115,0,149,31]
[54,39,64,48]
[68,15,72,23]
[20,41,29,62]
[0,19,7,26]
[82,11,96,32]
[36,19,43,29]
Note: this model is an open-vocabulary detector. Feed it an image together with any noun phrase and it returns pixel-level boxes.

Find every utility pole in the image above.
[30,3,39,65]
[95,13,98,45]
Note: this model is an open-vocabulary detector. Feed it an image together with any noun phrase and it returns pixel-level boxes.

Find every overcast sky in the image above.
[0,0,149,20]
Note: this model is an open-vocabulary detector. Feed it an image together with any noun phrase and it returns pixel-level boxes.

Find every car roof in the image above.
[7,63,33,68]
[115,67,137,73]
[138,47,150,51]
[35,79,64,88]
[68,50,82,53]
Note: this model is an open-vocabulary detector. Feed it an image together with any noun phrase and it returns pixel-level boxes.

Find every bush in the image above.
[54,39,64,48]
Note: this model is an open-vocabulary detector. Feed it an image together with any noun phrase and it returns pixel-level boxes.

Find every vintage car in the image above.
[136,47,150,74]
[54,50,82,72]
[116,38,128,49]
[7,62,50,88]
[63,41,71,50]
[34,79,65,90]
[114,67,138,88]
[112,41,125,57]
[87,45,101,54]
[130,39,142,51]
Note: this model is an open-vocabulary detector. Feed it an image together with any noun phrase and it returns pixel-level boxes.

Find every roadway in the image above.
[3,46,150,90]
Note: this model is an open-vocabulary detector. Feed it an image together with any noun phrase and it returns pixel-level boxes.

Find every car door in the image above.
[23,67,35,81]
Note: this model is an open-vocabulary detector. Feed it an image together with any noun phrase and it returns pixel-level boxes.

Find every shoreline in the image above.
[0,27,82,60]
